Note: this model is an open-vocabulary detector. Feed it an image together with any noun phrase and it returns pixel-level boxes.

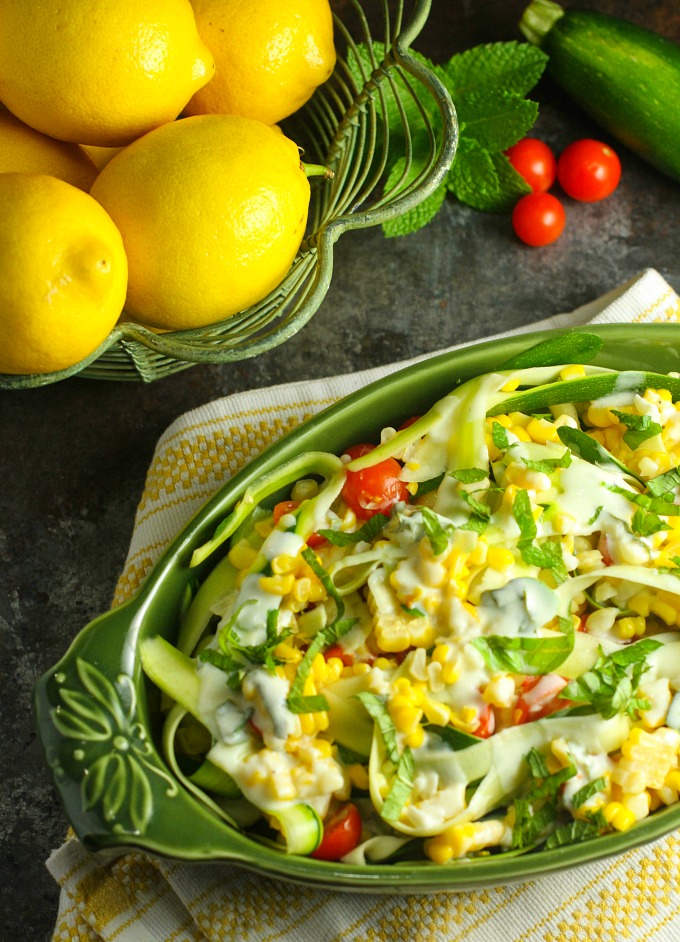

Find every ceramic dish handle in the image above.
[33,598,257,861]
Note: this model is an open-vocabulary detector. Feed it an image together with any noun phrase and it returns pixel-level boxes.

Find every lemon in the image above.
[0,0,214,147]
[185,0,336,126]
[0,110,97,191]
[90,114,315,331]
[0,173,128,375]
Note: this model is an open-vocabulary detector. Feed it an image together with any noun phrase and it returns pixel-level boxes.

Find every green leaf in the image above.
[544,816,602,849]
[441,41,548,99]
[492,421,511,451]
[562,639,662,719]
[415,473,444,497]
[611,410,663,449]
[356,692,414,823]
[450,467,489,484]
[287,618,356,714]
[631,507,671,537]
[521,450,572,474]
[471,631,574,675]
[382,172,448,238]
[421,506,454,556]
[317,513,389,546]
[455,90,539,153]
[447,140,530,213]
[302,546,344,619]
[571,776,608,809]
[557,426,642,483]
[647,466,680,499]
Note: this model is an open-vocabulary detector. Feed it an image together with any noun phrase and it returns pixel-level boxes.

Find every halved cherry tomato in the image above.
[512,192,566,247]
[557,139,621,202]
[324,643,354,667]
[272,499,326,547]
[310,802,363,860]
[473,703,496,738]
[342,444,410,520]
[505,137,557,193]
[514,674,569,724]
[398,415,421,430]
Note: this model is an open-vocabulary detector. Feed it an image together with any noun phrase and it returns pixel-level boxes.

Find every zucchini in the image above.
[520,0,680,182]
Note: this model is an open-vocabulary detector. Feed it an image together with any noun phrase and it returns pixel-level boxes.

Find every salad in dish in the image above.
[142,334,680,865]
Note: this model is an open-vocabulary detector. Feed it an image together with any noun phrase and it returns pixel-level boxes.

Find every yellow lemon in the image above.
[91,114,317,331]
[0,173,128,375]
[184,0,336,126]
[81,146,126,173]
[0,110,98,191]
[0,0,214,146]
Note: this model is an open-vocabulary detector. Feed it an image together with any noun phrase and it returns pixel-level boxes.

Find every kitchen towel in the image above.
[47,267,680,942]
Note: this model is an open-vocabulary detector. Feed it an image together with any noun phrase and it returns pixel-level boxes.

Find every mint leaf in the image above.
[382,174,448,238]
[631,507,671,537]
[441,41,548,99]
[450,467,489,484]
[571,776,608,809]
[356,691,414,822]
[521,450,572,473]
[562,639,662,719]
[421,507,454,556]
[447,140,531,213]
[415,473,444,497]
[287,617,356,714]
[471,632,574,675]
[492,421,511,451]
[317,513,389,546]
[647,466,680,499]
[611,410,662,450]
[455,90,539,153]
[544,817,602,849]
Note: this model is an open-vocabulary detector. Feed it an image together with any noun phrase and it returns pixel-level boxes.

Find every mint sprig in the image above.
[348,41,547,237]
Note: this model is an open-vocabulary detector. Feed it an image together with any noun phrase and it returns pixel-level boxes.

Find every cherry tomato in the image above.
[505,137,557,193]
[311,802,362,860]
[342,444,410,519]
[557,139,621,202]
[272,499,326,547]
[473,703,495,738]
[512,192,566,247]
[514,674,569,724]
[324,643,354,667]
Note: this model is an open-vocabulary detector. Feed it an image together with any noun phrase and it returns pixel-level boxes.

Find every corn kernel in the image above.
[502,378,520,392]
[603,801,636,831]
[274,641,302,663]
[422,698,451,726]
[665,770,680,792]
[627,592,652,618]
[621,790,651,821]
[404,725,425,748]
[271,553,299,575]
[559,364,586,381]
[650,598,678,626]
[314,738,333,758]
[526,417,559,444]
[259,573,295,595]
[348,763,370,791]
[486,546,514,570]
[614,615,646,640]
[586,405,617,428]
[227,540,258,570]
[255,520,273,538]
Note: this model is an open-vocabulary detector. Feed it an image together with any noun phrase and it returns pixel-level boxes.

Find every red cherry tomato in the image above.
[342,444,410,520]
[272,500,326,547]
[324,643,354,667]
[512,192,566,247]
[505,137,557,193]
[514,674,569,724]
[473,703,495,738]
[557,139,621,202]
[310,802,363,860]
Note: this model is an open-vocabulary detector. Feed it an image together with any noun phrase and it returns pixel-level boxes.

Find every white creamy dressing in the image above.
[477,577,559,636]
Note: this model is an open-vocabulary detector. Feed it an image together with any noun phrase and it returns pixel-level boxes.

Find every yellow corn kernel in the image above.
[617,726,680,790]
[502,378,520,392]
[650,598,679,626]
[614,615,646,641]
[348,763,370,791]
[389,695,422,735]
[560,364,586,381]
[586,405,617,428]
[255,519,273,538]
[621,790,651,821]
[313,738,333,758]
[374,656,398,671]
[311,653,331,685]
[467,540,487,567]
[491,414,513,428]
[409,618,437,649]
[483,674,515,708]
[259,573,295,596]
[373,614,412,653]
[271,553,299,575]
[227,540,258,570]
[424,840,454,865]
[509,425,532,442]
[299,710,329,736]
[508,411,532,429]
[422,697,451,727]
[406,481,419,496]
[274,641,303,663]
[526,417,559,444]
[486,546,514,571]
[404,725,425,748]
[603,801,636,832]
[645,387,673,403]
[627,592,652,617]
[431,644,459,684]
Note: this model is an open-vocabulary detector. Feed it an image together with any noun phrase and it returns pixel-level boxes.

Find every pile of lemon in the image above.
[0,0,336,375]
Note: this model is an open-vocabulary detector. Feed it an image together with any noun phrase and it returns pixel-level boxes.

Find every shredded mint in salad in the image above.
[141,334,680,865]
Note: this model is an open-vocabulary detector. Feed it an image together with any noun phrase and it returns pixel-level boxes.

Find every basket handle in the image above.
[325,0,458,239]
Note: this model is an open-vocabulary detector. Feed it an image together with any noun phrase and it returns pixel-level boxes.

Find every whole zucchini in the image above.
[519,0,680,182]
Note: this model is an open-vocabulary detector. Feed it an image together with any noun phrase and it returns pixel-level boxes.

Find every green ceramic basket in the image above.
[2,0,457,390]
[34,324,680,893]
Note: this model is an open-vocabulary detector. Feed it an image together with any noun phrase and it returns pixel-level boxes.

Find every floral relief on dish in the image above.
[50,657,178,835]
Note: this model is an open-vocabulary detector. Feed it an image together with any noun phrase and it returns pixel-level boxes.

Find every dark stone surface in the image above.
[2,1,680,939]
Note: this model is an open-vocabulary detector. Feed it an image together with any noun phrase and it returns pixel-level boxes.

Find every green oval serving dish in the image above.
[34,323,680,893]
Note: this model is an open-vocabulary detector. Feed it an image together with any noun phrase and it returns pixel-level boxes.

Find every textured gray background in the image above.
[2,1,680,938]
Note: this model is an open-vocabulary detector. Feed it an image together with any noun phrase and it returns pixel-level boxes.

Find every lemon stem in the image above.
[303,162,334,179]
